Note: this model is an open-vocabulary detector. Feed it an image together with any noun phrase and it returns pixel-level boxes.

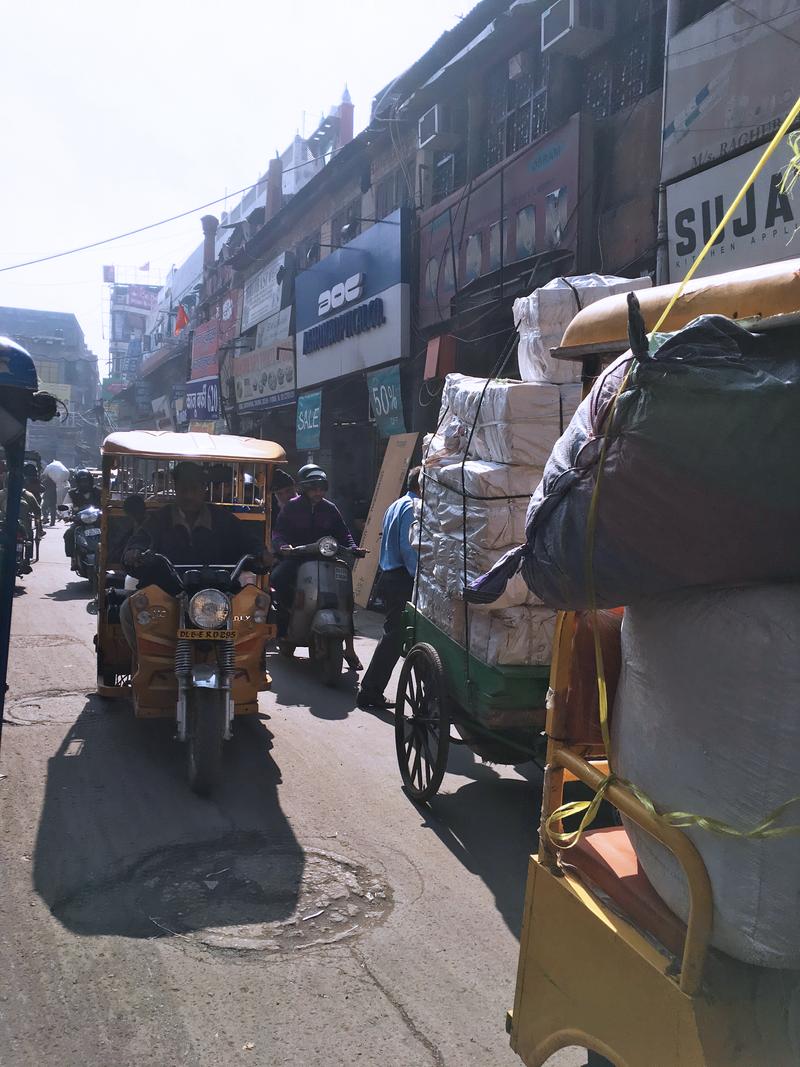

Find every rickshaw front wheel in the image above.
[395,643,450,803]
[186,689,226,796]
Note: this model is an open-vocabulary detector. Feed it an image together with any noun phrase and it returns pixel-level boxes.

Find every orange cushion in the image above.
[565,826,686,958]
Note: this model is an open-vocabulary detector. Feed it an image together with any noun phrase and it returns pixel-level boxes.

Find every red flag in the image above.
[174,304,189,335]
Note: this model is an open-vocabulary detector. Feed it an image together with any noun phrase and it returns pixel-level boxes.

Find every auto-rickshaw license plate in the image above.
[178,628,238,640]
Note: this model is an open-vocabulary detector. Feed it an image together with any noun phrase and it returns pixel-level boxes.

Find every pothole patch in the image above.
[4,691,95,725]
[54,834,392,954]
[9,634,83,648]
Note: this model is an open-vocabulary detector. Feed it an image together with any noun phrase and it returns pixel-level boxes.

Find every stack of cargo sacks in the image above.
[413,373,577,666]
[513,273,652,384]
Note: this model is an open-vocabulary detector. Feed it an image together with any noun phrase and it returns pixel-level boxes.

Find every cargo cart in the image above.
[394,602,550,802]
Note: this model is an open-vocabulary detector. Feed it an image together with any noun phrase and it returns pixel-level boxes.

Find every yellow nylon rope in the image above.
[548,94,800,849]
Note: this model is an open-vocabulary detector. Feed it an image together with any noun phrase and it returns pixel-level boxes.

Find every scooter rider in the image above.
[271,465,362,667]
[63,470,101,560]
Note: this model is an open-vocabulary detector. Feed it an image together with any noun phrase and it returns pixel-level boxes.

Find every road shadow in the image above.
[33,694,304,938]
[267,652,361,720]
[43,580,92,602]
[413,766,542,938]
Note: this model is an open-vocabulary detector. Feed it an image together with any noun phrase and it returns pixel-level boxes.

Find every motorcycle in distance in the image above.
[274,536,365,687]
[61,503,102,594]
[127,551,272,794]
[14,521,34,578]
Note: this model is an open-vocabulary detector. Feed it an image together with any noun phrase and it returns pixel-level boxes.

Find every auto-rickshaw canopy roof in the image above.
[102,430,286,464]
[555,258,800,361]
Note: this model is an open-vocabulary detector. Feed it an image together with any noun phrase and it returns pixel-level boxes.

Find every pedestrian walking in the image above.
[357,466,421,711]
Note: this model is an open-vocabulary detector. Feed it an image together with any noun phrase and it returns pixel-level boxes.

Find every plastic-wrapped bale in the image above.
[522,316,800,608]
[459,605,556,666]
[431,375,582,467]
[427,460,539,549]
[612,584,800,968]
[513,274,652,384]
[432,532,536,611]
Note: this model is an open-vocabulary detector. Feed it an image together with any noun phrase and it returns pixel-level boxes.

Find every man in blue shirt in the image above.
[357,466,421,711]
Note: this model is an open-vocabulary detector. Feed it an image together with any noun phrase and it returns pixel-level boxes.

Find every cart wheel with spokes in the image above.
[395,643,450,802]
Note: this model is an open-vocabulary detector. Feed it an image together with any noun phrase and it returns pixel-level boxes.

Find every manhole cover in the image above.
[4,690,94,725]
[54,834,392,953]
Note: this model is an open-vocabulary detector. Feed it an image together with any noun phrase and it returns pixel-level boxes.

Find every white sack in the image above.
[423,462,539,550]
[514,274,652,384]
[612,585,800,968]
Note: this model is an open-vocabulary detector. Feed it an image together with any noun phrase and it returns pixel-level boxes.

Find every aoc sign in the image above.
[295,208,410,389]
[666,141,797,281]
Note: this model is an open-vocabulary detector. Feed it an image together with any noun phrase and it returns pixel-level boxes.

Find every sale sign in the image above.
[367,364,405,436]
[296,389,322,451]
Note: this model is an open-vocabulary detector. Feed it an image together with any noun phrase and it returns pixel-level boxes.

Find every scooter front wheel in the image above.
[186,689,227,795]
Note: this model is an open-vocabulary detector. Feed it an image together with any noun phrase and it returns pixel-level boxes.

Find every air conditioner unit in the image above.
[541,0,614,56]
[417,104,460,151]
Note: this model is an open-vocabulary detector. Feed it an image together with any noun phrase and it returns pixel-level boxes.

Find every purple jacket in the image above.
[273,494,357,551]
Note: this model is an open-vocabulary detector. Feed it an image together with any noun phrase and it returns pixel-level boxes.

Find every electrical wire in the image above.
[0,149,347,276]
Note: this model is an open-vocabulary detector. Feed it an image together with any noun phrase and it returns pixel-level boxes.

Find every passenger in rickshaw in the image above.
[108,494,147,562]
[119,461,273,650]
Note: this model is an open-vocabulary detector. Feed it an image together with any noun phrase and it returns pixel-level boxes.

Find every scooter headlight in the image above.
[319,536,338,558]
[189,589,230,629]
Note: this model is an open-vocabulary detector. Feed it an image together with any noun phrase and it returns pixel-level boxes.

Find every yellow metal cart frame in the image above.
[508,261,800,1067]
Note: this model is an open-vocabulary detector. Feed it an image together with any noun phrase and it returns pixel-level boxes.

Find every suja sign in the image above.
[367,364,405,437]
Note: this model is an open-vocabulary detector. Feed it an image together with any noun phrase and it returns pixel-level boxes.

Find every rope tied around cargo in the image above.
[547,773,800,850]
[547,92,800,852]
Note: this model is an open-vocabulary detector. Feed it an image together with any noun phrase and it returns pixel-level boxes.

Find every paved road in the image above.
[0,534,584,1067]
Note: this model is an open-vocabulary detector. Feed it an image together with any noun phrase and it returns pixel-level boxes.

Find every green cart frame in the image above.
[395,603,550,802]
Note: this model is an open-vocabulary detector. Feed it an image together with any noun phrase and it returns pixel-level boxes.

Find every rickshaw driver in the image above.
[119,461,273,651]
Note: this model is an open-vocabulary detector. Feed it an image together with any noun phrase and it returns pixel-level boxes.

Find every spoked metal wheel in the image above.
[395,643,450,802]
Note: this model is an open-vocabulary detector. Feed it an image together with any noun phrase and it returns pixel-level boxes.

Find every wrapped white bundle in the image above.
[430,376,582,467]
[413,575,554,666]
[424,461,539,550]
[431,534,534,611]
[513,274,652,384]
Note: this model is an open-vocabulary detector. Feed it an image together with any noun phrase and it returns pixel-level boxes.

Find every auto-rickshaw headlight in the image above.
[319,536,337,557]
[189,588,230,629]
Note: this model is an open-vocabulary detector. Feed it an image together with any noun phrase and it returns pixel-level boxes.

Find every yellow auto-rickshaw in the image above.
[508,259,800,1066]
[95,430,285,793]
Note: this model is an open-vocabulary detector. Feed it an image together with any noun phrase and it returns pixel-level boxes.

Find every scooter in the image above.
[274,536,364,687]
[64,504,101,594]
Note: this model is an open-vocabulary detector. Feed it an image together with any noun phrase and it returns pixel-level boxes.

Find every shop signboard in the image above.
[184,375,220,422]
[367,364,405,436]
[417,115,584,329]
[296,389,322,451]
[662,2,800,183]
[190,319,220,379]
[216,288,242,346]
[241,252,289,332]
[127,285,159,312]
[233,342,296,413]
[666,138,797,281]
[255,306,292,350]
[151,394,173,430]
[135,380,152,413]
[295,208,410,388]
[172,383,188,428]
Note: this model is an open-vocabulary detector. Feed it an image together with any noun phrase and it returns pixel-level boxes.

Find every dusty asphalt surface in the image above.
[0,534,584,1066]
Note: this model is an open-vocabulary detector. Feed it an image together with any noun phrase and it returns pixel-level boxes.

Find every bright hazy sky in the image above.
[1,0,469,374]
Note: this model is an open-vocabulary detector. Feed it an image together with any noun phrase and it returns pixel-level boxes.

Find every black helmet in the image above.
[272,468,295,492]
[23,462,38,478]
[75,469,93,488]
[297,464,328,488]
